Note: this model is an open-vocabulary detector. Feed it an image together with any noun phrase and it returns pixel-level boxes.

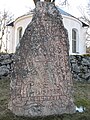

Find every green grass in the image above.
[0,77,90,120]
[73,81,90,109]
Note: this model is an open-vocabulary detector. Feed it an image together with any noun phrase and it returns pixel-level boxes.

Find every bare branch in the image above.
[0,10,14,52]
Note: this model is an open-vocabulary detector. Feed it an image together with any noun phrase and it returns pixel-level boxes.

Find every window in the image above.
[19,28,22,40]
[72,29,78,53]
[17,27,22,41]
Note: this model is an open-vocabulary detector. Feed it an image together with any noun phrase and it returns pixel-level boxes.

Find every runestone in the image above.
[9,2,75,116]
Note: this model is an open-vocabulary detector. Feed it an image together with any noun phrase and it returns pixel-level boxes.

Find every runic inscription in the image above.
[9,2,75,117]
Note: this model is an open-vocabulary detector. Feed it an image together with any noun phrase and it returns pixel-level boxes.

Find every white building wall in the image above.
[4,13,87,54]
[8,26,15,53]
[62,15,83,55]
[14,15,33,50]
[79,28,87,54]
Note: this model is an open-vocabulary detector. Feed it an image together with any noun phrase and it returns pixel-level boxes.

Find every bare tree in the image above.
[60,0,69,6]
[0,10,13,52]
[77,0,90,49]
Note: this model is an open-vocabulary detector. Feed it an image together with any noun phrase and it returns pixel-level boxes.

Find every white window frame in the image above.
[72,29,79,53]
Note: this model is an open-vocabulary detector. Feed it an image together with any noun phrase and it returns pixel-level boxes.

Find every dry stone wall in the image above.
[8,2,75,117]
[70,55,90,83]
[0,54,90,83]
[0,53,13,78]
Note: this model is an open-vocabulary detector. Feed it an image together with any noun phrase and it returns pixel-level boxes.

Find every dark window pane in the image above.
[72,40,76,53]
[72,30,76,40]
[72,29,77,53]
[19,28,22,40]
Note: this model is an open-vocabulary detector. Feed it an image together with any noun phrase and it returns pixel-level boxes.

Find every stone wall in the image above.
[0,54,90,83]
[70,55,90,83]
[0,53,13,78]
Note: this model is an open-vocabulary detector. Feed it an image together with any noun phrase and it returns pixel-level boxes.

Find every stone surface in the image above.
[9,2,75,116]
[0,53,13,78]
[70,55,90,82]
[0,65,9,76]
[0,54,90,83]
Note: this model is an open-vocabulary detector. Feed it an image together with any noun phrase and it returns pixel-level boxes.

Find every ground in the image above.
[0,77,90,120]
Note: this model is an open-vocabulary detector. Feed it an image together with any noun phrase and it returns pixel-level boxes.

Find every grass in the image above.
[73,81,90,109]
[0,77,90,120]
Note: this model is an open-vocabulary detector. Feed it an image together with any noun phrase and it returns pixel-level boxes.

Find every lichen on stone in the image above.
[9,2,75,116]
